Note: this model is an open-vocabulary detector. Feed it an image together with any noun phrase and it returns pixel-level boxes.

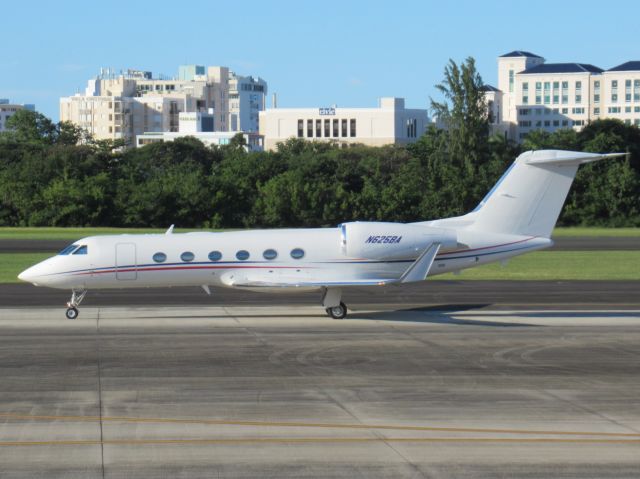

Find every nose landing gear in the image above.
[66,289,87,319]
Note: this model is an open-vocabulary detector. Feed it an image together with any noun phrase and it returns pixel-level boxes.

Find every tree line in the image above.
[1,58,638,228]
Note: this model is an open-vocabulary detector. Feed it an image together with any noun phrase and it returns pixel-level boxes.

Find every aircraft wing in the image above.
[222,243,441,289]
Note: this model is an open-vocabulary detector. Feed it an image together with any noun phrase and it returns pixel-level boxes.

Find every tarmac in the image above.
[1,305,639,478]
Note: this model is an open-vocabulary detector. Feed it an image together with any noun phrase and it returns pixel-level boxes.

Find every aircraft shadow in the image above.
[349,304,539,327]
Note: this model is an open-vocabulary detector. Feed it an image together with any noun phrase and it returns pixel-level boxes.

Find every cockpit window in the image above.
[58,244,79,255]
[72,245,88,255]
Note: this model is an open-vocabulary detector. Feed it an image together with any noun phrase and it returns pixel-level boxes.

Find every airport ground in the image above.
[0,306,639,478]
[0,230,639,478]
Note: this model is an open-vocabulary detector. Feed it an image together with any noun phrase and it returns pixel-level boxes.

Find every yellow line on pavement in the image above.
[1,413,639,438]
[0,437,639,447]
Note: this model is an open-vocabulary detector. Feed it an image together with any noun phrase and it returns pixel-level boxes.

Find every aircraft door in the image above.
[115,243,137,280]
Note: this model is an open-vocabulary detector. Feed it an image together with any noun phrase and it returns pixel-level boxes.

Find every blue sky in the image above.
[2,0,639,121]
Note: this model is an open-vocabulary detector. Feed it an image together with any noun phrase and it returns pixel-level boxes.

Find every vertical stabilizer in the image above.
[469,150,624,238]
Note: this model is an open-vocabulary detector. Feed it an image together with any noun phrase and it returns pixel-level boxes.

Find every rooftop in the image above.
[500,50,543,59]
[520,63,604,74]
[607,61,640,72]
[480,84,500,92]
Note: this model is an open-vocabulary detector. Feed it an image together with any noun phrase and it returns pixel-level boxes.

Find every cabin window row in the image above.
[152,248,306,263]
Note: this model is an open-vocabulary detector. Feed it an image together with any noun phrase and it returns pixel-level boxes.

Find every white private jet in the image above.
[18,149,622,320]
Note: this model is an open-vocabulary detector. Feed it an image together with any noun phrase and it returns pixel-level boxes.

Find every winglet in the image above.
[400,243,441,283]
[165,224,175,235]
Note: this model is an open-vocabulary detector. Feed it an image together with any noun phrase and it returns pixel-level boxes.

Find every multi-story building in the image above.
[61,65,261,146]
[485,51,640,141]
[259,97,429,151]
[0,99,36,132]
[136,111,263,152]
[228,72,267,132]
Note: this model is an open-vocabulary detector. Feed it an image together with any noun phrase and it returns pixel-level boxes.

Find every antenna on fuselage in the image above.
[165,224,175,235]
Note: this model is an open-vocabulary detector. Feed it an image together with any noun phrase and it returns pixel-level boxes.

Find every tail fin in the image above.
[469,150,624,238]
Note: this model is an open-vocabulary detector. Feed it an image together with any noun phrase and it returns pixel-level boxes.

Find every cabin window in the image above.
[236,250,250,261]
[58,244,79,255]
[208,251,222,261]
[180,251,195,262]
[290,248,305,259]
[72,245,88,255]
[263,249,278,260]
[152,252,167,263]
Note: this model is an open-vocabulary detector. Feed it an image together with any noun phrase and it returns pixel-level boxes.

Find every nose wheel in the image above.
[65,289,87,319]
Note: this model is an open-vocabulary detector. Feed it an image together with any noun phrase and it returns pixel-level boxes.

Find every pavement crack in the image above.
[542,389,640,435]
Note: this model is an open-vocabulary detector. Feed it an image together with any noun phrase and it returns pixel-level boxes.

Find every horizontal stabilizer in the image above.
[525,151,626,166]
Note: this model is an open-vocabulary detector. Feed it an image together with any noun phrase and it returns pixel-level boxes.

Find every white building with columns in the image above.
[259,97,429,151]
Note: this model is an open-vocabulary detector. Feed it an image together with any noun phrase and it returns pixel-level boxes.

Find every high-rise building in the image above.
[60,65,263,146]
[0,99,36,132]
[228,72,267,132]
[485,51,640,142]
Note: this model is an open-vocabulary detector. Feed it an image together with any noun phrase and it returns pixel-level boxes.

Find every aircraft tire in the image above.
[326,302,347,320]
[65,307,79,320]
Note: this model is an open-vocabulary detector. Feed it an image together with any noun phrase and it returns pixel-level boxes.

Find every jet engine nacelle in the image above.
[340,222,457,260]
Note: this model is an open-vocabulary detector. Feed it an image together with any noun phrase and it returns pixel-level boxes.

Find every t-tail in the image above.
[461,149,624,238]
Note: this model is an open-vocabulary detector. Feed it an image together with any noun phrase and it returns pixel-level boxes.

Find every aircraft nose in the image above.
[18,266,35,283]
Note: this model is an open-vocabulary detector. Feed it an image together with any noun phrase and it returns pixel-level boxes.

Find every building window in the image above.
[307,119,313,137]
[544,120,550,127]
[594,80,600,90]
[297,119,303,138]
[152,252,167,263]
[562,120,569,126]
[553,95,559,104]
[635,106,640,113]
[208,251,222,261]
[509,70,514,92]
[594,94,600,103]
[315,119,321,137]
[626,106,632,113]
[594,107,600,115]
[333,119,339,137]
[575,95,582,104]
[522,82,528,92]
[553,120,559,127]
[612,94,618,103]
[544,95,550,105]
[535,96,541,105]
[324,119,330,137]
[349,119,356,137]
[626,93,632,102]
[341,119,347,137]
[180,251,195,262]
[522,96,528,105]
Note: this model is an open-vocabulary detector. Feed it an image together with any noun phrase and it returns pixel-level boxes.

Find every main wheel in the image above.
[65,307,79,320]
[326,302,347,319]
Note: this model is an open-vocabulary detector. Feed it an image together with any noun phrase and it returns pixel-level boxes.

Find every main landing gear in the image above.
[322,288,348,319]
[65,289,87,319]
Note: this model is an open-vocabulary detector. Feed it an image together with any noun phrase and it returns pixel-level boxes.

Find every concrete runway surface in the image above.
[1,306,639,478]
